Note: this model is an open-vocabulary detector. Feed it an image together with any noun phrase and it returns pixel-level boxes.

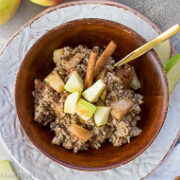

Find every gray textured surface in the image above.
[0,0,179,179]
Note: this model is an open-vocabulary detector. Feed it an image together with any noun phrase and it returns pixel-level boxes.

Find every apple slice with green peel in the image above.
[53,48,64,64]
[75,98,97,121]
[82,79,106,103]
[165,54,180,93]
[156,39,171,65]
[0,160,19,180]
[94,106,110,126]
[44,71,64,93]
[64,92,81,114]
[64,71,84,93]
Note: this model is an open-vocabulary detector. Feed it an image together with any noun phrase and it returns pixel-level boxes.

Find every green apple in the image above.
[64,91,81,114]
[0,0,21,25]
[0,160,18,180]
[64,71,84,93]
[94,106,110,126]
[165,54,180,93]
[53,48,64,64]
[75,98,97,121]
[82,79,106,103]
[156,40,171,65]
[44,71,64,93]
[30,0,62,7]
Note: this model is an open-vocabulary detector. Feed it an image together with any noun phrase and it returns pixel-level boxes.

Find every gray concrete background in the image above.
[0,0,179,179]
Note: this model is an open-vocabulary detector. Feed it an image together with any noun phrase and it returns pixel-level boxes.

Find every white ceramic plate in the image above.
[0,1,179,180]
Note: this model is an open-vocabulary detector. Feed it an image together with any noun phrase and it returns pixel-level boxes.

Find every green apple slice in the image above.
[0,160,19,180]
[64,71,84,93]
[165,54,180,93]
[64,91,81,114]
[53,48,64,64]
[156,40,171,65]
[82,79,106,103]
[94,106,110,126]
[75,98,97,121]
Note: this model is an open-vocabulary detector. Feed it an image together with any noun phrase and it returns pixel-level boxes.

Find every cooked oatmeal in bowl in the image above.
[33,41,143,153]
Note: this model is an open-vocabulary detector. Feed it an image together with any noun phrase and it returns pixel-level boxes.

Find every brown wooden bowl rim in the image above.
[14,17,169,171]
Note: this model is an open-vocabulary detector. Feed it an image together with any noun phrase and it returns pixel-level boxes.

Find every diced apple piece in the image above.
[44,71,64,93]
[68,124,93,143]
[53,48,64,64]
[129,67,141,90]
[94,106,110,126]
[110,98,133,120]
[64,92,81,114]
[75,98,97,121]
[0,160,19,180]
[64,71,84,92]
[82,79,106,103]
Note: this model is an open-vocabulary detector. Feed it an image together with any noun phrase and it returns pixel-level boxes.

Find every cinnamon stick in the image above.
[94,41,117,76]
[85,51,97,88]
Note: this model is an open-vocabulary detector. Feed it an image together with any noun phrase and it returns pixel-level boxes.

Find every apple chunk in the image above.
[44,71,64,93]
[64,71,84,92]
[75,98,97,121]
[0,160,19,180]
[53,48,64,64]
[64,92,81,114]
[110,98,133,120]
[82,79,106,103]
[68,124,93,143]
[94,106,110,126]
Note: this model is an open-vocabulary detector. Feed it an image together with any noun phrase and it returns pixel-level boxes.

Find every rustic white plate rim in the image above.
[0,1,179,180]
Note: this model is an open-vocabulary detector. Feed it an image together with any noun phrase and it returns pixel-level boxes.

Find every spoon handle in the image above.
[115,24,180,67]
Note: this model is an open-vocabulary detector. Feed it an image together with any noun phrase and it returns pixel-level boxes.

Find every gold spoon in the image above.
[114,24,180,67]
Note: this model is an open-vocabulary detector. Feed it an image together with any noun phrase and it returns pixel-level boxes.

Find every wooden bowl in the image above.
[15,19,168,171]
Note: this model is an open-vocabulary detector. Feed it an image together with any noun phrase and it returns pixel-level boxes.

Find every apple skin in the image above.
[165,54,180,93]
[0,0,21,25]
[75,98,97,121]
[30,0,63,6]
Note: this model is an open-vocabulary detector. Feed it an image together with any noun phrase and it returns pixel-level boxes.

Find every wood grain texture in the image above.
[15,18,168,171]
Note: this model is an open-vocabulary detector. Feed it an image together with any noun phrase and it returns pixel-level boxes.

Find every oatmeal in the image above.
[33,41,143,153]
